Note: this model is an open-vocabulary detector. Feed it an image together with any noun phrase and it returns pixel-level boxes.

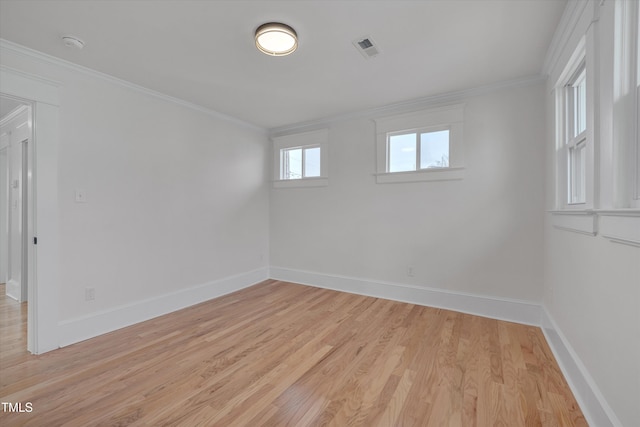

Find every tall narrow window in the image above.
[613,0,640,207]
[636,0,640,202]
[566,63,587,204]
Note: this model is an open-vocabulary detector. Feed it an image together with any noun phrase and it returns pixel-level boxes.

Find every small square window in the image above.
[272,128,329,188]
[280,145,321,180]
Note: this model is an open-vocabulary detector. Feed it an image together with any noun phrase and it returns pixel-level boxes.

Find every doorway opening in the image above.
[1,95,33,354]
[2,66,60,354]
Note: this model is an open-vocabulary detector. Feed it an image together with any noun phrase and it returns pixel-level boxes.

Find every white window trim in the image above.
[280,144,321,180]
[554,36,596,211]
[566,62,588,205]
[549,210,597,236]
[631,0,640,206]
[614,0,640,208]
[387,126,451,172]
[550,1,640,243]
[272,128,328,188]
[549,208,640,247]
[374,104,464,184]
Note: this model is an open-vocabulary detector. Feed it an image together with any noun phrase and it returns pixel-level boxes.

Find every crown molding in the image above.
[0,39,266,134]
[0,103,29,127]
[542,0,592,76]
[0,37,547,138]
[269,74,546,136]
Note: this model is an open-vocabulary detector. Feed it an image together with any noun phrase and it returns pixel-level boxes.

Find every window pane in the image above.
[282,148,302,180]
[573,69,586,137]
[389,133,417,172]
[420,130,449,168]
[569,141,586,203]
[304,147,321,177]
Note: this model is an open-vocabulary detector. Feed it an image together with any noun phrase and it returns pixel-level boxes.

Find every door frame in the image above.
[1,66,60,354]
[0,145,8,286]
[0,104,30,302]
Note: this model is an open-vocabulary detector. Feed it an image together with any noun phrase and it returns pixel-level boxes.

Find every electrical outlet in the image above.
[407,265,415,277]
[85,287,95,301]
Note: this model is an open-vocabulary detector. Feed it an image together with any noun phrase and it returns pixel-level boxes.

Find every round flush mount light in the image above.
[255,22,297,56]
[62,35,85,50]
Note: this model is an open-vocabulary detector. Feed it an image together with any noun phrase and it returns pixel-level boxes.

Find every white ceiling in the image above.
[0,0,566,130]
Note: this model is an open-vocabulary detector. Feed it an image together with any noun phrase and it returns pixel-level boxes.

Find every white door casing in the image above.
[1,66,60,354]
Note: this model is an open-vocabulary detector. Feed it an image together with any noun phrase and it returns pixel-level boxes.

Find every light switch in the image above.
[75,190,87,203]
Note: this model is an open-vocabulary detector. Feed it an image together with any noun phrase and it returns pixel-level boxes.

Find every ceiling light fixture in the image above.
[255,22,298,56]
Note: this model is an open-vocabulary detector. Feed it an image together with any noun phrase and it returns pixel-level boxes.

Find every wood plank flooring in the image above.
[0,284,27,366]
[0,280,587,426]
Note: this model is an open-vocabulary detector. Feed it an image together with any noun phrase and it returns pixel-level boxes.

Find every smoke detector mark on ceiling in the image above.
[62,35,85,49]
[353,36,379,59]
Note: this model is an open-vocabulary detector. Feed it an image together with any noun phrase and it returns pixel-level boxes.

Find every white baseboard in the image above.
[541,309,623,427]
[269,266,541,326]
[58,267,269,348]
[270,266,621,427]
[6,278,20,301]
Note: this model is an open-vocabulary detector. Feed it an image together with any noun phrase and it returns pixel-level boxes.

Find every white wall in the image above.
[271,82,546,303]
[0,47,270,331]
[543,1,640,426]
[543,225,639,427]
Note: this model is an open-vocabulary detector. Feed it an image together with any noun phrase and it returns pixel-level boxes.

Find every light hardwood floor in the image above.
[0,280,586,426]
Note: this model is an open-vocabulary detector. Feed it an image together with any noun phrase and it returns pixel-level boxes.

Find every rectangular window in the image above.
[566,62,587,204]
[387,129,449,173]
[272,128,328,188]
[280,145,321,180]
[375,104,464,184]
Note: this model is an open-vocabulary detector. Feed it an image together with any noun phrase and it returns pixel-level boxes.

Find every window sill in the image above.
[549,209,640,247]
[549,210,597,236]
[375,167,465,184]
[273,177,328,189]
[595,210,640,247]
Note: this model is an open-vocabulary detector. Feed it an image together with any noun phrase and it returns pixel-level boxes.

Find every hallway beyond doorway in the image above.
[0,282,28,364]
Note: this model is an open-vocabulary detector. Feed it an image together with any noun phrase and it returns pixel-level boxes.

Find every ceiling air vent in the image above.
[353,36,380,59]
